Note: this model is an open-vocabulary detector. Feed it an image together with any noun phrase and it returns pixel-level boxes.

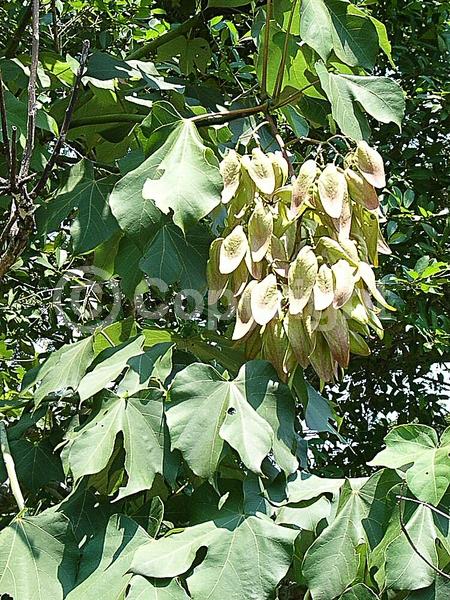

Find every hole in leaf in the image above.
[227,407,236,416]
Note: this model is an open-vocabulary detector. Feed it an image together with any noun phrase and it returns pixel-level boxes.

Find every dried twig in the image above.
[51,0,60,53]
[19,0,40,181]
[31,39,90,199]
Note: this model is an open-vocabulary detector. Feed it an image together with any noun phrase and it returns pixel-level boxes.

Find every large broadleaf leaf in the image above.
[37,160,119,253]
[66,514,151,600]
[301,0,379,69]
[369,425,450,506]
[140,222,211,292]
[0,511,79,600]
[112,119,222,235]
[316,62,405,140]
[67,389,174,499]
[77,335,145,402]
[25,335,95,406]
[166,360,298,479]
[131,492,297,600]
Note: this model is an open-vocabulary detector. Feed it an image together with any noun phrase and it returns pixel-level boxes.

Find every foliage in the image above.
[0,1,449,599]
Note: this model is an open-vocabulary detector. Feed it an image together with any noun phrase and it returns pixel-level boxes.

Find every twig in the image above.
[0,70,11,171]
[19,0,40,181]
[275,80,319,109]
[396,495,450,522]
[397,494,450,581]
[0,421,25,512]
[261,0,273,97]
[192,102,269,128]
[265,111,295,179]
[31,39,90,199]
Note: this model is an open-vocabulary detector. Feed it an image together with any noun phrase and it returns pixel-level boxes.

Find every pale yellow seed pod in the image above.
[356,141,386,188]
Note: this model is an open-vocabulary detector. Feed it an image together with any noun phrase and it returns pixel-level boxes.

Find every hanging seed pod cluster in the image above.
[207,143,394,383]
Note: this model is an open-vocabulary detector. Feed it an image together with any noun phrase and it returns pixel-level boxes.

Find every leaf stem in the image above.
[0,421,25,512]
[397,493,450,581]
[273,0,299,101]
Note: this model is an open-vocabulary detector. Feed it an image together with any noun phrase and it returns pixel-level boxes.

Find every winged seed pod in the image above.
[232,280,257,340]
[207,238,228,304]
[318,164,347,219]
[219,225,248,274]
[313,264,334,311]
[220,150,241,204]
[251,274,281,326]
[356,141,386,188]
[345,167,379,210]
[269,152,289,189]
[288,245,318,315]
[210,147,393,383]
[332,259,355,309]
[291,159,317,213]
[242,148,275,195]
[248,200,273,262]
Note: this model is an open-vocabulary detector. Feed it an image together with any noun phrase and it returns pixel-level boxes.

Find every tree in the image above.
[0,1,449,599]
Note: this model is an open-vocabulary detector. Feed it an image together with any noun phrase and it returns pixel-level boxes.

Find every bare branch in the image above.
[19,0,40,180]
[0,70,11,172]
[31,39,90,199]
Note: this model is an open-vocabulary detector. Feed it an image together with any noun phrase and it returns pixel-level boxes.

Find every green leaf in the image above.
[0,511,79,600]
[340,584,379,599]
[132,511,296,600]
[77,335,145,402]
[67,389,172,499]
[140,223,211,292]
[28,335,95,406]
[10,438,64,491]
[256,22,312,96]
[117,342,173,395]
[208,0,251,6]
[167,360,298,479]
[141,120,223,233]
[37,160,119,254]
[0,90,57,143]
[66,514,150,600]
[300,0,378,69]
[316,62,405,140]
[369,425,450,506]
[127,576,189,600]
[385,504,439,591]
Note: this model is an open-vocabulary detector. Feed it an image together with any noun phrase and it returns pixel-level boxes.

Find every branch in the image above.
[0,421,25,512]
[19,0,40,181]
[192,102,269,128]
[398,494,450,581]
[0,70,11,172]
[261,0,273,97]
[31,40,90,199]
[3,2,32,58]
[126,13,203,61]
